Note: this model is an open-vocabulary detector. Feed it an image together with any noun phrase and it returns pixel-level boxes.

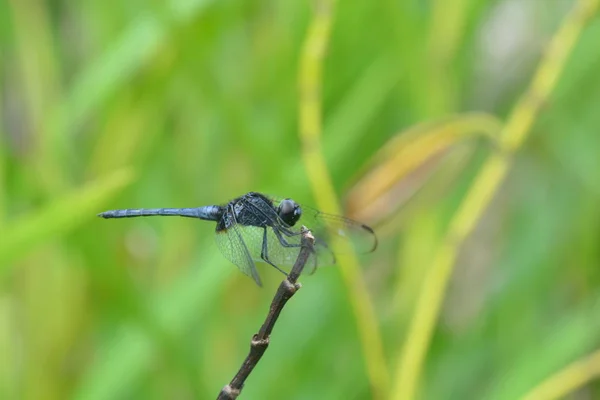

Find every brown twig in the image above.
[216,227,315,400]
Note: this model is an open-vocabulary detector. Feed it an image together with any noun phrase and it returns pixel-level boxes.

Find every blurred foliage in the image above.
[1,0,600,399]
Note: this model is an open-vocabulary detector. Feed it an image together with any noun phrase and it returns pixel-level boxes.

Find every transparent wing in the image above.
[304,208,377,253]
[301,206,377,253]
[214,221,262,286]
[236,224,335,275]
[308,236,336,273]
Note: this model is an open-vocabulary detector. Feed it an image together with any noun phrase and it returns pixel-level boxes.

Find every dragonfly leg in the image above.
[278,225,303,237]
[260,227,289,276]
[273,227,319,273]
[272,228,303,248]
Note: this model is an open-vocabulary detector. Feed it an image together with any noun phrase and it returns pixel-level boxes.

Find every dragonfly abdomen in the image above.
[98,206,222,221]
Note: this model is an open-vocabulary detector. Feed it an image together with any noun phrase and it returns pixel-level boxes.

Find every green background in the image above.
[1,0,600,399]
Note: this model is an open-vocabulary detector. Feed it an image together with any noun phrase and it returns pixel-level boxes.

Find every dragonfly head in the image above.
[278,199,302,226]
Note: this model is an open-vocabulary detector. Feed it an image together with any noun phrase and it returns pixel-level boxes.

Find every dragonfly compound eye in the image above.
[279,199,302,226]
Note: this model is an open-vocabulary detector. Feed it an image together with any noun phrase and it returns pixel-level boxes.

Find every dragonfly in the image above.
[98,192,377,286]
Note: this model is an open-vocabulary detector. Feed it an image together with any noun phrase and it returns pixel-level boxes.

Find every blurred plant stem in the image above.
[522,348,600,400]
[346,112,503,224]
[424,0,470,116]
[298,0,390,398]
[0,62,5,228]
[392,0,600,399]
[9,0,66,194]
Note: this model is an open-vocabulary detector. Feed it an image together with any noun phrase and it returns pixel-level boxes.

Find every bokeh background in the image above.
[2,0,600,399]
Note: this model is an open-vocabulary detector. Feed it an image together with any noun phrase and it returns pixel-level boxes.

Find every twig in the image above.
[216,227,315,400]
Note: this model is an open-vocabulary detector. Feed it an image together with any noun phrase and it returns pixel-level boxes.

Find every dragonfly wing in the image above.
[304,238,335,274]
[299,205,378,254]
[214,214,262,287]
[237,224,334,275]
